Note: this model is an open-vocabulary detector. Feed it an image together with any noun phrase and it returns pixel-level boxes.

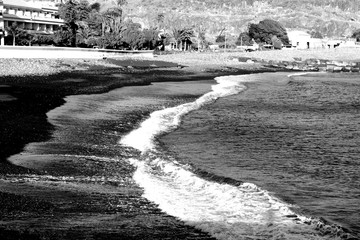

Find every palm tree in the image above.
[6,23,22,46]
[116,0,127,7]
[103,7,123,34]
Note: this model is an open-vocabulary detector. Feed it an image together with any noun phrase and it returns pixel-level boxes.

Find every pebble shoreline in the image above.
[237,57,360,73]
[2,47,360,77]
[0,59,119,77]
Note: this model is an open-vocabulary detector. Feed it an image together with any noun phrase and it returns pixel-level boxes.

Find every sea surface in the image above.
[1,72,360,239]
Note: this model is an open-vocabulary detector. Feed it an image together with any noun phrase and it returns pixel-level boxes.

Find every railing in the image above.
[3,13,64,23]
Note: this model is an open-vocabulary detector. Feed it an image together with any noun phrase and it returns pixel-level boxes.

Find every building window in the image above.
[16,9,23,16]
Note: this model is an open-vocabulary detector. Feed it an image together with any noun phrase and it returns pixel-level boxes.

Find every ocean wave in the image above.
[120,75,248,152]
[120,74,348,240]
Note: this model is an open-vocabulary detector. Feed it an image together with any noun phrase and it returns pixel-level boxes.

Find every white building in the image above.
[0,0,64,46]
[287,30,324,49]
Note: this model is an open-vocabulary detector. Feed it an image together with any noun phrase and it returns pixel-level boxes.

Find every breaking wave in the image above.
[120,74,348,240]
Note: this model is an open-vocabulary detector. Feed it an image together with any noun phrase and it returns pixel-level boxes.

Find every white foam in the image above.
[120,75,336,239]
[129,156,330,239]
[120,75,248,152]
[287,72,325,78]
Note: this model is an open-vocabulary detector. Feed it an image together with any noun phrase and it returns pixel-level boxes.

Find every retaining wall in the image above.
[0,46,154,59]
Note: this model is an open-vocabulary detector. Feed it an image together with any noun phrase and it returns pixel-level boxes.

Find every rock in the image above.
[251,58,262,62]
[319,59,328,64]
[318,66,327,72]
[281,61,290,66]
[238,57,251,62]
[351,67,360,72]
[343,66,351,72]
[333,66,343,72]
[326,65,335,72]
[333,60,346,66]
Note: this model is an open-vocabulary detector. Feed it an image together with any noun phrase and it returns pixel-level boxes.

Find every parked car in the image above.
[236,44,259,52]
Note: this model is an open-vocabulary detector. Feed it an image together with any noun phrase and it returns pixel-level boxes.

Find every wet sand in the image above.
[0,79,217,240]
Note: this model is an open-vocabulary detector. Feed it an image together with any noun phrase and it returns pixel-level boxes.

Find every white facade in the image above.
[288,30,325,49]
[0,0,64,45]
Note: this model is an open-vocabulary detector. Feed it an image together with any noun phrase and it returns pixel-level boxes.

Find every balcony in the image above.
[3,12,64,24]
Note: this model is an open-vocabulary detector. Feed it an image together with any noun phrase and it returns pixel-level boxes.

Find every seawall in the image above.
[0,46,154,59]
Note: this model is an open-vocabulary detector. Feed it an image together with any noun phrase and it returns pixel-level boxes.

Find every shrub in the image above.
[352,29,360,41]
[249,19,289,44]
[271,35,282,49]
[236,32,252,46]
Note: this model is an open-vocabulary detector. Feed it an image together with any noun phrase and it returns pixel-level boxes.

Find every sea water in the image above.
[3,72,360,239]
[121,72,360,239]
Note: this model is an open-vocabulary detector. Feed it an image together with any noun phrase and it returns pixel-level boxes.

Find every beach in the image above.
[0,51,269,239]
[0,48,360,239]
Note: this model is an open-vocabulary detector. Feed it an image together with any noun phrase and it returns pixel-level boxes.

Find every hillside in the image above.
[91,0,360,42]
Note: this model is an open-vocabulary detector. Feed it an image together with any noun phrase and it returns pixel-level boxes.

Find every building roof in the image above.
[4,0,36,8]
[3,0,57,11]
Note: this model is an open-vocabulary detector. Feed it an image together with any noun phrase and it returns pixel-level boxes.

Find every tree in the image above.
[116,0,127,7]
[103,7,123,34]
[178,27,194,50]
[236,32,252,46]
[58,0,91,47]
[76,21,93,47]
[5,23,26,46]
[53,27,73,46]
[193,23,207,50]
[90,2,100,12]
[32,34,54,46]
[249,19,289,45]
[215,35,225,43]
[143,28,160,50]
[97,33,120,49]
[161,13,187,50]
[120,21,145,50]
[86,7,103,37]
[156,13,165,29]
[352,29,360,41]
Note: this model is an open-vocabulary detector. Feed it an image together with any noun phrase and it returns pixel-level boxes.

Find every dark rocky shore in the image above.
[236,56,360,72]
[0,57,273,240]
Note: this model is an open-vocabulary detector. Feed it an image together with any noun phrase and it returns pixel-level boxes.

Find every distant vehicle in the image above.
[236,45,259,52]
[209,44,220,51]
